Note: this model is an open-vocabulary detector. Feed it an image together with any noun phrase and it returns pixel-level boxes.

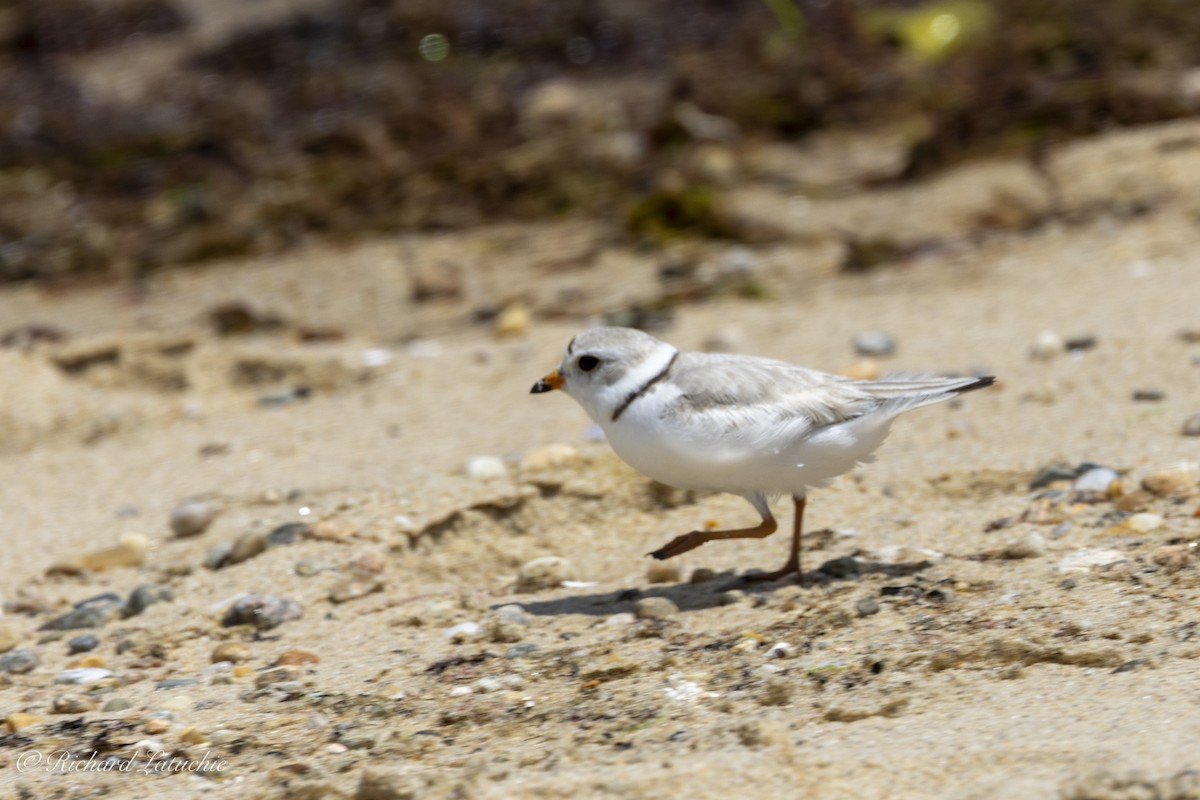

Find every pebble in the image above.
[1073,467,1121,496]
[170,501,219,537]
[311,518,360,541]
[689,568,716,584]
[178,726,207,745]
[1125,513,1164,533]
[144,719,170,735]
[52,694,97,714]
[1057,548,1126,574]
[276,649,320,666]
[205,542,234,570]
[505,643,539,659]
[157,694,194,711]
[1001,532,1047,560]
[228,532,269,565]
[855,597,881,617]
[444,622,483,643]
[1064,334,1098,352]
[156,678,198,690]
[221,595,303,630]
[720,590,747,606]
[255,666,302,688]
[268,522,309,545]
[645,562,681,584]
[1030,463,1078,490]
[211,642,252,664]
[838,359,882,381]
[484,607,529,644]
[0,625,19,653]
[1183,414,1200,437]
[329,576,384,604]
[1132,389,1165,402]
[853,331,896,358]
[634,597,679,619]
[0,649,40,674]
[41,606,108,631]
[515,556,575,592]
[55,667,112,685]
[1030,330,1064,360]
[102,698,133,712]
[47,534,149,575]
[125,584,174,617]
[68,634,100,654]
[494,302,531,339]
[294,558,334,577]
[465,456,507,480]
[603,612,637,627]
[1141,464,1199,498]
[765,642,795,659]
[519,443,580,471]
[1153,545,1192,574]
[6,712,41,732]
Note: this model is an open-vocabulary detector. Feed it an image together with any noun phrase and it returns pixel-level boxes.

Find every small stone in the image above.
[178,726,207,745]
[603,612,637,627]
[838,359,882,381]
[645,562,681,584]
[1001,532,1047,560]
[689,568,716,584]
[156,678,198,690]
[228,532,268,565]
[57,534,149,574]
[856,597,881,617]
[515,556,575,592]
[221,595,303,630]
[634,597,679,620]
[465,455,507,480]
[144,718,170,735]
[212,642,252,664]
[505,643,539,659]
[1064,334,1098,352]
[1057,548,1126,574]
[294,558,332,577]
[494,302,531,339]
[329,576,384,604]
[6,712,41,732]
[853,331,896,358]
[67,634,99,654]
[102,698,133,712]
[1132,389,1165,402]
[268,522,309,545]
[311,518,360,541]
[0,626,20,654]
[1073,467,1121,496]
[1125,513,1164,533]
[519,443,580,471]
[158,694,195,712]
[0,649,40,674]
[1153,545,1192,574]
[170,501,219,537]
[1182,414,1200,438]
[41,606,106,631]
[232,665,253,678]
[125,584,174,617]
[1030,463,1077,490]
[205,542,234,570]
[1142,464,1199,498]
[55,667,112,685]
[719,590,747,606]
[1030,330,1064,360]
[52,694,97,714]
[484,608,528,644]
[766,642,795,658]
[276,649,320,666]
[444,622,482,643]
[348,552,385,574]
[255,665,301,688]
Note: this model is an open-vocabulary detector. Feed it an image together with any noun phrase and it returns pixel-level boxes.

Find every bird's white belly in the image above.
[602,401,897,496]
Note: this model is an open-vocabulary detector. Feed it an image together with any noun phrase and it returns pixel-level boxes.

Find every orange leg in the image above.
[743,495,807,583]
[648,515,777,561]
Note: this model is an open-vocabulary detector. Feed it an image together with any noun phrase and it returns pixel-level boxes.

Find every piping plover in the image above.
[532,326,994,581]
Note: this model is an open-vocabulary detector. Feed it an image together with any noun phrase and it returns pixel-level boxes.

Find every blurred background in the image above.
[2,0,1200,285]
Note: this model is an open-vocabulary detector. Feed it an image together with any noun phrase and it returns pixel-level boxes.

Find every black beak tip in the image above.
[531,380,550,394]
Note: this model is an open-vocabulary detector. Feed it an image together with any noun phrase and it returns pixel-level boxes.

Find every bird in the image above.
[531,326,994,582]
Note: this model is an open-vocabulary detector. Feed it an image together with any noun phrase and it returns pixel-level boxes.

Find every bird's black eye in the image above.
[577,355,600,372]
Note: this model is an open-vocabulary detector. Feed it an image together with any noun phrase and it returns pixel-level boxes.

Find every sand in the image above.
[1,124,1200,799]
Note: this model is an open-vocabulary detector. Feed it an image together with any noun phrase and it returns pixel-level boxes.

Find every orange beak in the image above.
[530,370,564,394]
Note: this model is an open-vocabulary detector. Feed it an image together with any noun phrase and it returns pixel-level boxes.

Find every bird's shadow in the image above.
[510,557,934,618]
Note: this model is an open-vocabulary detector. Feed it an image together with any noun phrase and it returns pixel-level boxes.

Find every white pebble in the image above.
[465,456,507,480]
[449,685,473,697]
[603,612,637,627]
[765,642,795,659]
[1030,330,1064,360]
[444,622,482,642]
[55,668,113,685]
[1127,513,1164,533]
[1057,548,1126,574]
[1073,467,1120,495]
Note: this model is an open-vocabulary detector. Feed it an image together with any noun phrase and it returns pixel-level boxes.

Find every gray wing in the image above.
[665,352,990,436]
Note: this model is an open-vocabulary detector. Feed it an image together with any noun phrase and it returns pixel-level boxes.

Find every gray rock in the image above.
[505,643,539,659]
[853,331,896,358]
[0,648,40,674]
[1182,413,1200,437]
[1132,389,1165,402]
[41,606,107,631]
[221,595,303,630]
[634,596,679,620]
[515,556,575,593]
[1064,333,1098,352]
[1001,531,1047,560]
[204,541,234,570]
[267,522,308,546]
[1030,463,1077,490]
[67,634,99,654]
[156,677,199,689]
[125,584,174,617]
[855,597,881,617]
[170,500,219,537]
